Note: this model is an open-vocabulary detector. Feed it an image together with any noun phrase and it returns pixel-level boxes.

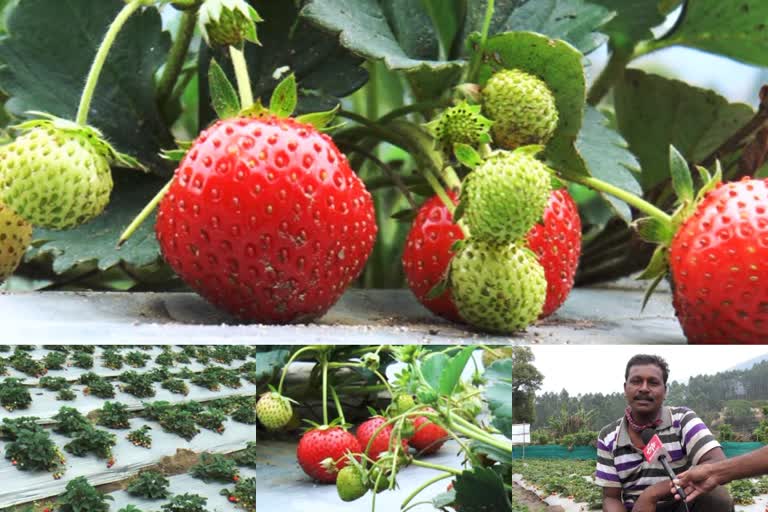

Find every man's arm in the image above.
[675,445,768,502]
[697,446,726,464]
[603,487,626,512]
[632,481,673,512]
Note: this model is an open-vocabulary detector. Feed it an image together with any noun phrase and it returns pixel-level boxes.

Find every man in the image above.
[595,354,733,511]
[672,445,768,502]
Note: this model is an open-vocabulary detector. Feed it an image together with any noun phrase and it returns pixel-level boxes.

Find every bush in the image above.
[57,476,113,512]
[126,469,171,499]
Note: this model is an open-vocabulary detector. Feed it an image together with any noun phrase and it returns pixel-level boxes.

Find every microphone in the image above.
[641,428,687,500]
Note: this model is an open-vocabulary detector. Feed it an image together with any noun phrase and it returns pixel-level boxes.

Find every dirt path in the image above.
[513,481,557,511]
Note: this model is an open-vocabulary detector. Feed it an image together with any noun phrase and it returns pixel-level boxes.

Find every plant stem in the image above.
[586,46,632,106]
[117,179,172,247]
[229,45,253,109]
[568,174,672,224]
[465,0,495,83]
[450,419,511,453]
[400,473,454,511]
[378,99,453,124]
[410,459,462,475]
[76,0,143,125]
[329,385,345,425]
[156,9,198,109]
[321,355,329,426]
[277,346,318,394]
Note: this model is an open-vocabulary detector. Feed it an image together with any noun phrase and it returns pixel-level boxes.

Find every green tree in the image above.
[512,347,543,424]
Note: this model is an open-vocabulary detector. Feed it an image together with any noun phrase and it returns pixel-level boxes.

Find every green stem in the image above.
[451,419,511,453]
[321,355,329,426]
[569,174,672,224]
[156,9,198,109]
[586,46,632,106]
[329,385,345,425]
[401,500,436,512]
[229,45,253,109]
[117,179,172,247]
[410,459,462,476]
[372,369,394,397]
[277,346,319,394]
[76,0,143,125]
[378,99,453,124]
[465,0,495,83]
[400,473,454,510]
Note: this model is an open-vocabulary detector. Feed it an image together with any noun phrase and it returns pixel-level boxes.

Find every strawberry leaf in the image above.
[453,143,483,169]
[454,467,512,512]
[669,145,694,203]
[484,358,512,437]
[208,59,240,119]
[269,73,298,118]
[437,346,475,396]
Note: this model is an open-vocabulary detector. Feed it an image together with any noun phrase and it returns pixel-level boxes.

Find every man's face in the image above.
[624,364,666,417]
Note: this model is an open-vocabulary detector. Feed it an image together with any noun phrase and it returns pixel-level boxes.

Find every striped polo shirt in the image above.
[595,406,720,510]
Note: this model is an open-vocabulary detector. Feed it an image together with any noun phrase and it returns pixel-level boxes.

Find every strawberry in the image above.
[355,416,407,461]
[526,188,581,318]
[155,116,377,323]
[336,465,367,502]
[409,411,448,455]
[296,426,361,483]
[0,117,138,230]
[669,177,768,343]
[0,201,31,282]
[402,193,463,322]
[255,391,293,430]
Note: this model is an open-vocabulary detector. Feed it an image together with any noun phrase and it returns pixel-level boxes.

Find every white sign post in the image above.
[512,424,530,459]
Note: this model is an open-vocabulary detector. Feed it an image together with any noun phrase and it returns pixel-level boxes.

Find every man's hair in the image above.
[625,354,669,384]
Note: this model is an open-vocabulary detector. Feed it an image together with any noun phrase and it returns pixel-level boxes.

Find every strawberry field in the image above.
[0,345,256,512]
[0,0,764,342]
[254,345,512,511]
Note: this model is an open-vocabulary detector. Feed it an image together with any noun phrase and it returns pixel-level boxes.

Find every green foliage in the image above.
[82,373,115,398]
[484,358,513,437]
[234,442,257,468]
[40,376,69,391]
[64,426,116,459]
[191,453,239,483]
[127,425,152,448]
[97,401,131,429]
[161,378,189,395]
[120,370,156,398]
[126,469,170,499]
[52,406,91,435]
[0,377,31,410]
[512,459,601,509]
[196,408,227,433]
[125,351,151,368]
[511,348,543,424]
[160,493,208,512]
[43,351,67,370]
[10,351,45,377]
[718,423,736,442]
[71,351,94,369]
[5,426,65,473]
[57,476,113,512]
[102,348,124,370]
[220,477,256,512]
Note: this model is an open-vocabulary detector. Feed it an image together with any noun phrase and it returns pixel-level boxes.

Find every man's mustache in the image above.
[634,395,654,401]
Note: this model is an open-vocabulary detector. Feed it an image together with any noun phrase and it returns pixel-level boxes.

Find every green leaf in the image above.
[465,0,612,54]
[421,353,449,392]
[208,59,240,119]
[295,105,339,130]
[574,106,642,224]
[425,278,449,300]
[453,143,483,169]
[26,171,167,273]
[454,467,512,512]
[0,0,173,170]
[200,1,367,123]
[484,358,512,437]
[589,0,666,47]
[647,0,768,67]
[476,31,587,180]
[437,346,476,396]
[471,439,513,464]
[636,245,669,280]
[269,74,297,118]
[420,0,464,57]
[669,145,694,203]
[300,0,464,101]
[254,350,290,383]
[615,69,754,190]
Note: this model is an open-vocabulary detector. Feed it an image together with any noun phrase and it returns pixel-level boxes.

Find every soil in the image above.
[513,481,563,511]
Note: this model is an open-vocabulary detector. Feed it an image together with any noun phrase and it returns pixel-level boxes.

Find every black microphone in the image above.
[640,428,687,500]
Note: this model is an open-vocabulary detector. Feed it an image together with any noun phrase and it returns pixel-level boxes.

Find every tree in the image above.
[512,347,543,424]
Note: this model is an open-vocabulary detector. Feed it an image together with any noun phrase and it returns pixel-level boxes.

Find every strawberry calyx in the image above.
[198,0,263,48]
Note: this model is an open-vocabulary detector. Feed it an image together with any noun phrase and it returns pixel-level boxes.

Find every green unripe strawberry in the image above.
[482,69,558,149]
[255,392,293,430]
[0,202,31,281]
[450,240,546,333]
[0,122,118,230]
[392,394,415,414]
[336,465,367,502]
[426,101,493,149]
[198,0,262,47]
[463,148,552,243]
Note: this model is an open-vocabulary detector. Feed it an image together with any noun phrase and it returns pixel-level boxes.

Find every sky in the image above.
[527,345,768,396]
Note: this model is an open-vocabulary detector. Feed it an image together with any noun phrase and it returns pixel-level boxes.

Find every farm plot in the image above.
[512,458,768,511]
[0,345,256,512]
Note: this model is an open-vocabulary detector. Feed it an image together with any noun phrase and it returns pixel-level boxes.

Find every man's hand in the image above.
[672,465,719,503]
[633,480,672,511]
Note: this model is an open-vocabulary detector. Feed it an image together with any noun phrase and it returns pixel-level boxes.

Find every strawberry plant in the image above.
[195,407,227,433]
[10,351,46,377]
[126,469,171,499]
[57,388,76,401]
[0,377,32,410]
[102,348,124,370]
[160,493,209,512]
[96,401,131,429]
[120,370,156,398]
[125,351,151,368]
[234,442,257,468]
[56,477,113,512]
[81,373,115,398]
[154,351,175,366]
[63,426,117,464]
[232,401,257,424]
[161,377,189,395]
[190,453,239,483]
[70,351,94,369]
[42,351,67,370]
[220,476,256,512]
[127,425,153,448]
[52,406,91,435]
[40,376,69,391]
[5,426,66,475]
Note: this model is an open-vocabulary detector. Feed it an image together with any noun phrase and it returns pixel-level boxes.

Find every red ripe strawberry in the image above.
[296,426,361,483]
[402,189,580,322]
[409,411,448,455]
[526,188,581,318]
[156,116,377,323]
[669,177,768,343]
[402,193,463,322]
[355,416,408,461]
